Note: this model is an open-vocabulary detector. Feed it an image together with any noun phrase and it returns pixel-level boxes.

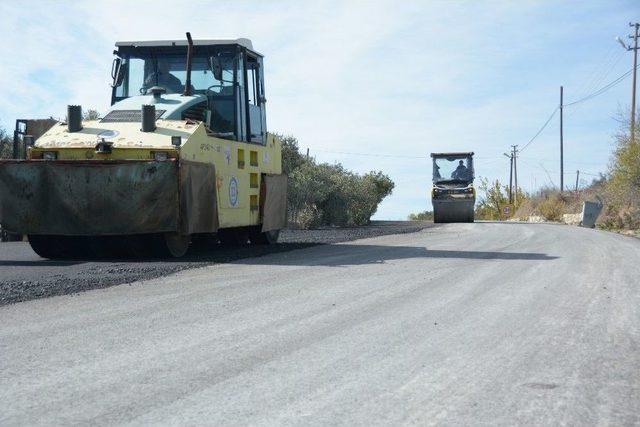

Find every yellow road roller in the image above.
[0,34,287,258]
[431,152,475,223]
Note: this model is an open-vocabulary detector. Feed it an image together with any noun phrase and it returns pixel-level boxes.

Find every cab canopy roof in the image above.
[430,152,474,158]
[115,38,261,56]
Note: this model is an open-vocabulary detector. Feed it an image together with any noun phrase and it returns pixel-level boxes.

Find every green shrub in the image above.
[296,204,323,229]
[603,116,640,230]
[279,134,394,228]
[474,177,526,220]
[408,211,433,221]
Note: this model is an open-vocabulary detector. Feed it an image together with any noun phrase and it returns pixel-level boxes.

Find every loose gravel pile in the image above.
[0,221,433,305]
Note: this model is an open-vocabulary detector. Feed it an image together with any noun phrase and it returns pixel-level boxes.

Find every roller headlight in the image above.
[153,151,168,161]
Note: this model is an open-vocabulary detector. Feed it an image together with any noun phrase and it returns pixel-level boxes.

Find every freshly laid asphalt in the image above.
[0,221,430,305]
[1,222,639,425]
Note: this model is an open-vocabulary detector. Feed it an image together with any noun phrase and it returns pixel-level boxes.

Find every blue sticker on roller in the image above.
[229,176,239,207]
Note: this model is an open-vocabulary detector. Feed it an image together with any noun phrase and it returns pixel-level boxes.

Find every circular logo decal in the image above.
[229,176,239,207]
[97,130,119,139]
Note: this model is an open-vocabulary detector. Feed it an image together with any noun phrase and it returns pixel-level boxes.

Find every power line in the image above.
[310,148,497,161]
[574,49,624,102]
[317,68,637,164]
[520,107,559,153]
[518,64,638,154]
[566,49,625,118]
[520,156,605,166]
[310,148,429,159]
[564,65,637,107]
[520,158,602,178]
[576,171,602,177]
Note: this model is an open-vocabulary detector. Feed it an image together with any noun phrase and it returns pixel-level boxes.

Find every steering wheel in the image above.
[206,84,226,96]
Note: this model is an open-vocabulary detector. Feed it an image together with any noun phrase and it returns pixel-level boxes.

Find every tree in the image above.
[276,134,307,175]
[0,124,12,159]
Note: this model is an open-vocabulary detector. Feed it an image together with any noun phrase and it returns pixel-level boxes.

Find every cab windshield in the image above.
[433,156,474,183]
[114,50,235,98]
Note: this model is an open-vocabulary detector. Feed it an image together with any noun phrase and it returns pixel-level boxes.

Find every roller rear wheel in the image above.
[250,228,280,245]
[161,233,191,258]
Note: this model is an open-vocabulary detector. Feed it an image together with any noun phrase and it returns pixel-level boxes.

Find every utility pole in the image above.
[632,23,639,142]
[618,22,639,141]
[575,170,580,192]
[509,154,513,204]
[504,150,514,203]
[560,86,564,193]
[512,145,519,206]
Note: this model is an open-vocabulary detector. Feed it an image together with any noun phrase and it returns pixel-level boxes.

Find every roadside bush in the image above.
[287,161,332,225]
[474,177,526,220]
[408,211,434,221]
[278,134,394,228]
[514,185,601,222]
[295,204,323,229]
[536,194,565,221]
[600,204,640,231]
[602,114,640,230]
[512,198,536,221]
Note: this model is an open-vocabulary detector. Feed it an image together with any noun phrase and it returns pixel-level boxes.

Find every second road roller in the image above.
[431,152,475,223]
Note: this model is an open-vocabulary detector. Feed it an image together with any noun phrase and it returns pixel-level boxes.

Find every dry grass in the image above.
[514,187,601,223]
[537,196,566,221]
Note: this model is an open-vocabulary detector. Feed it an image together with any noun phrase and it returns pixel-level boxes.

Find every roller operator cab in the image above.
[430,152,475,223]
[0,35,287,258]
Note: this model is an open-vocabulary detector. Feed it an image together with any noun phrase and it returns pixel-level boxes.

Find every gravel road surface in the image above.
[0,221,430,305]
[1,222,639,425]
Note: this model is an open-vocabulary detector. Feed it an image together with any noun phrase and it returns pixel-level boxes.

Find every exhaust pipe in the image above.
[141,104,156,132]
[67,105,82,132]
[182,32,193,96]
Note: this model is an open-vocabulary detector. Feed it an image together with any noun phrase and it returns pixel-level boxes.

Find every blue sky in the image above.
[0,1,638,219]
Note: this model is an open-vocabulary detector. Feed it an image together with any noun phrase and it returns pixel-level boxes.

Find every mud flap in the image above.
[0,160,179,235]
[261,174,287,232]
[179,160,218,234]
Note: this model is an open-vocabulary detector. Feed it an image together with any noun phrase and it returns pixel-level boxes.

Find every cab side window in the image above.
[247,62,258,106]
[246,55,264,144]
